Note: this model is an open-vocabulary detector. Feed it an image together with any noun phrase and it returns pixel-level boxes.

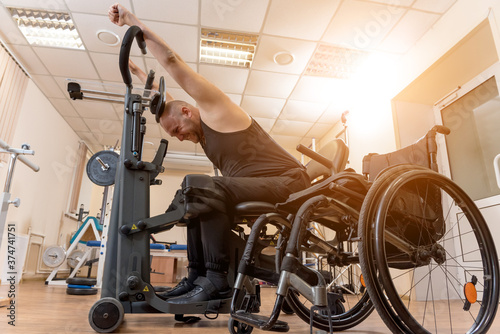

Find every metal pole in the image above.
[4,154,18,193]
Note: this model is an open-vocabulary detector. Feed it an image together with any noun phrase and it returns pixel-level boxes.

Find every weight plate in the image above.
[67,249,85,268]
[152,76,166,123]
[42,245,66,267]
[86,150,119,186]
[66,277,97,286]
[67,287,98,295]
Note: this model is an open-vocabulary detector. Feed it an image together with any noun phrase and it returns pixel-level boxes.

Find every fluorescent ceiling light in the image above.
[8,7,84,50]
[305,44,368,79]
[200,28,258,68]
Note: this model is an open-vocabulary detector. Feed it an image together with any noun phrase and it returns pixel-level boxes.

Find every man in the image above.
[109,4,309,304]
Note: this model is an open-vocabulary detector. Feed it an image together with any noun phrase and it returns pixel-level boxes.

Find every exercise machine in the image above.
[66,26,267,332]
[0,139,39,304]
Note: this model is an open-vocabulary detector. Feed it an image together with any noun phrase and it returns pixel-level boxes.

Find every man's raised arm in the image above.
[108,4,250,130]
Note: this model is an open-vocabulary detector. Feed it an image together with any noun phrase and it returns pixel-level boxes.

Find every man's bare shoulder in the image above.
[200,100,251,133]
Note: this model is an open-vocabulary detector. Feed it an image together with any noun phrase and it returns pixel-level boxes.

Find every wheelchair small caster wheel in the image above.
[88,297,124,333]
[228,317,254,334]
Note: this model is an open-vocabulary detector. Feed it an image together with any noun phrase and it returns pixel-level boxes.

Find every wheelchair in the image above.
[229,125,500,334]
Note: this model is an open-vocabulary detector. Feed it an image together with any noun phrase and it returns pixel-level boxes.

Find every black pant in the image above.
[186,168,309,273]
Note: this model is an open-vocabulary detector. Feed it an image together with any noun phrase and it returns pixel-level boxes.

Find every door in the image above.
[432,63,500,299]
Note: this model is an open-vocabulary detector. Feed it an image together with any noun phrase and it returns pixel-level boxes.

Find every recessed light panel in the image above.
[200,28,258,68]
[8,7,84,50]
[305,44,368,79]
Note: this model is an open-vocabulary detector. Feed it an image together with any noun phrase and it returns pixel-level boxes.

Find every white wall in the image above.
[0,80,82,278]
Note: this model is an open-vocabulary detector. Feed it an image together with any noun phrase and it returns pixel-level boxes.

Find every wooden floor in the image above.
[0,280,499,333]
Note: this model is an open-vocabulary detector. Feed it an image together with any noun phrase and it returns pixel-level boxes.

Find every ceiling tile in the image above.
[168,87,196,105]
[163,138,197,154]
[305,123,334,140]
[290,76,346,104]
[253,117,275,132]
[6,45,48,75]
[31,75,67,98]
[199,64,249,94]
[241,95,286,118]
[144,58,197,89]
[142,20,198,63]
[98,133,122,147]
[369,0,414,6]
[77,131,100,145]
[132,0,198,25]
[271,119,313,137]
[245,71,299,98]
[322,0,406,50]
[71,13,125,54]
[263,0,341,40]
[1,0,67,10]
[412,0,456,13]
[33,47,99,79]
[72,100,118,119]
[90,52,144,83]
[145,124,162,138]
[64,116,90,132]
[252,36,317,75]
[377,10,439,53]
[281,100,328,123]
[83,119,122,134]
[66,0,132,15]
[318,104,347,124]
[49,97,79,117]
[201,0,269,33]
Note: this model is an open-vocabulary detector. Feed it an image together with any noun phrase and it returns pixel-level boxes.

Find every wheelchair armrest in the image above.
[234,201,276,216]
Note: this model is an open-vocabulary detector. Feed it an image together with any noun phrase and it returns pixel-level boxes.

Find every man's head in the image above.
[159,100,203,143]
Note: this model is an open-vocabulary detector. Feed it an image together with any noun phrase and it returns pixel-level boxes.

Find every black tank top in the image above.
[201,119,304,177]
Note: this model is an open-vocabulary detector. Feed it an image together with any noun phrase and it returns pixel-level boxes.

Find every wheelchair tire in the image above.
[358,165,429,334]
[371,169,499,334]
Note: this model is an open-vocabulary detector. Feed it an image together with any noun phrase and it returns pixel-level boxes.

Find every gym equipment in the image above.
[45,213,101,285]
[42,245,66,267]
[229,125,500,334]
[66,26,286,333]
[0,140,39,249]
[66,277,98,295]
[0,140,38,306]
[86,150,119,186]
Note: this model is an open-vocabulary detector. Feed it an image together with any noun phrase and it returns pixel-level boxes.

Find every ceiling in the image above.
[0,0,457,164]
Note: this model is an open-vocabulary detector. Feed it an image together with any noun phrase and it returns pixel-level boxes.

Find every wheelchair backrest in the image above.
[305,139,349,182]
[362,128,443,181]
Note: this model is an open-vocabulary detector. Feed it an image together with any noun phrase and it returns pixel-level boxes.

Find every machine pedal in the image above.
[231,311,289,332]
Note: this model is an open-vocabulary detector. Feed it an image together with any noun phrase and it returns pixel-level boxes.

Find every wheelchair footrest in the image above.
[232,311,289,332]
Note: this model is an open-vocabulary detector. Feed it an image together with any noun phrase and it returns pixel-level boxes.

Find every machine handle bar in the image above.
[0,139,40,172]
[119,26,147,87]
[296,144,333,170]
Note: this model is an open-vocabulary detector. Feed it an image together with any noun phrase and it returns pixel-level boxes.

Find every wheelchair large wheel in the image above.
[283,216,374,331]
[359,165,430,333]
[372,169,499,333]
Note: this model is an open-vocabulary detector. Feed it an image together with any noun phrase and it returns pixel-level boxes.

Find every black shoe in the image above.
[157,278,195,300]
[166,277,232,305]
